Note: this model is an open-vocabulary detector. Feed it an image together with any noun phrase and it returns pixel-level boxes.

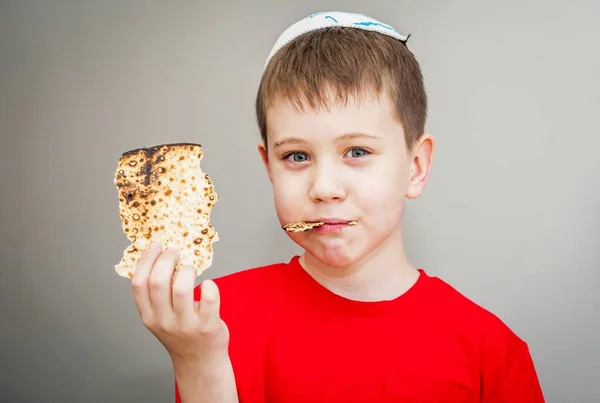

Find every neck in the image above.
[299,227,419,302]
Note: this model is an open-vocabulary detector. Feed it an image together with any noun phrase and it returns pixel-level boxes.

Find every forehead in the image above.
[266,90,404,142]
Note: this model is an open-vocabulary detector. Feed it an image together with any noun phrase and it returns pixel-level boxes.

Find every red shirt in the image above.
[175,256,544,402]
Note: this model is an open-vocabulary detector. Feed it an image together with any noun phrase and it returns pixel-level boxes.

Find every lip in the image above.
[310,219,357,234]
[314,218,353,225]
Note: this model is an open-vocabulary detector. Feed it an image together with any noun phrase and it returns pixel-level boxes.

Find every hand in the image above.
[131,242,230,365]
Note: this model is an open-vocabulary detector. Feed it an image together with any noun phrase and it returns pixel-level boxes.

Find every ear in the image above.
[257,141,273,182]
[406,133,434,199]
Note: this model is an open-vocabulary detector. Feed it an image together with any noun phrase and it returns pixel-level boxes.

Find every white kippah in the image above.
[264,11,408,68]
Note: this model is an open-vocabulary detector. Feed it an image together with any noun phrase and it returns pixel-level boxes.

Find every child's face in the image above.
[259,91,432,267]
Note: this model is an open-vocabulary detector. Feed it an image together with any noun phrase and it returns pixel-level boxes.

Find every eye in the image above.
[284,152,310,163]
[344,148,370,158]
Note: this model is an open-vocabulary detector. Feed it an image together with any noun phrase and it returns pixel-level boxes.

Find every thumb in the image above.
[197,279,221,327]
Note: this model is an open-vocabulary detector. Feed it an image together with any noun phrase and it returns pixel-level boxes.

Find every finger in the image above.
[171,265,197,319]
[196,279,221,328]
[132,242,163,319]
[148,247,179,320]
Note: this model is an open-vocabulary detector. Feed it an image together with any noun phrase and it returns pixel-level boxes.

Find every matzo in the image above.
[282,221,324,232]
[282,220,358,232]
[114,143,219,279]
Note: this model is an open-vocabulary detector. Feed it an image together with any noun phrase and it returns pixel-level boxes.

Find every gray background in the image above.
[1,0,598,402]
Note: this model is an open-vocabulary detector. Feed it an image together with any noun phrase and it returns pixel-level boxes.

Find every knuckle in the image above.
[197,323,217,336]
[197,327,211,336]
[131,277,147,290]
[172,284,190,298]
[141,316,155,329]
[157,321,175,333]
[148,276,167,290]
[180,323,199,336]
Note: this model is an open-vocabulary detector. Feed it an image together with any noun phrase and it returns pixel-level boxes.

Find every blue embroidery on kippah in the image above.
[309,12,327,18]
[325,16,338,23]
[353,21,395,31]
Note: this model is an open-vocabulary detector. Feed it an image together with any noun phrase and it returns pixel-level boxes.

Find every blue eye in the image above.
[285,152,310,163]
[345,148,369,158]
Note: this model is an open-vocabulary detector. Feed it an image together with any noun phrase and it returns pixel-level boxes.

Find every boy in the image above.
[131,11,545,403]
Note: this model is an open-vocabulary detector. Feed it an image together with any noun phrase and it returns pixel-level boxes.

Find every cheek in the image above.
[354,166,406,220]
[271,172,305,219]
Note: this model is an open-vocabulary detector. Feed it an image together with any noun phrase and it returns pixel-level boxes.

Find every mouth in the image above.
[282,219,357,233]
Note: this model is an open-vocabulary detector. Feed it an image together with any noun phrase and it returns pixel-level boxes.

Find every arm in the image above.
[131,243,238,403]
[483,342,545,403]
[173,353,238,403]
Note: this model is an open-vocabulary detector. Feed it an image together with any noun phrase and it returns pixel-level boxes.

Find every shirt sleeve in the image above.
[483,343,545,403]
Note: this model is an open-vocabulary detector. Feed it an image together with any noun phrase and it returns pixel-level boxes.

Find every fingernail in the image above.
[149,242,162,250]
[201,279,217,301]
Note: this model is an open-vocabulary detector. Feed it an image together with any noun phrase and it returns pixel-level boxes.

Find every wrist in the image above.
[172,351,238,403]
[171,350,231,376]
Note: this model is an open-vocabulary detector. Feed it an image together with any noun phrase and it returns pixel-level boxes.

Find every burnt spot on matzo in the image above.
[165,189,172,196]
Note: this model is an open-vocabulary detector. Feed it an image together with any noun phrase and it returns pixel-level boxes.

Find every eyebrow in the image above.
[273,132,381,149]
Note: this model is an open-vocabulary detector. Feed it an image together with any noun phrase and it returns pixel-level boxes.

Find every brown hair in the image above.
[255,27,427,150]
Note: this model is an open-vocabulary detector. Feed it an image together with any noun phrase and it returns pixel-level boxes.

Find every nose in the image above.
[308,162,347,203]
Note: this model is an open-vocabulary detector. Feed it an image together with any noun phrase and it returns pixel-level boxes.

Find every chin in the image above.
[302,240,370,268]
[317,254,357,268]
